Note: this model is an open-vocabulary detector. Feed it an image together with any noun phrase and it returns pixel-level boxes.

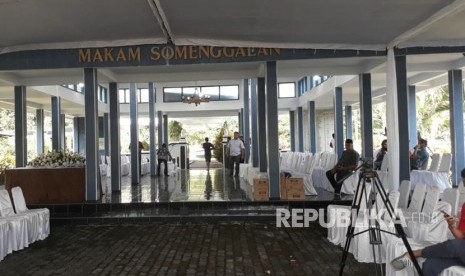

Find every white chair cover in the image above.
[422,188,441,215]
[441,188,460,216]
[428,153,441,172]
[349,190,400,263]
[0,190,30,252]
[327,183,372,246]
[407,183,427,213]
[397,180,411,209]
[438,153,452,173]
[292,154,318,196]
[380,155,390,172]
[11,187,50,240]
[239,163,250,178]
[0,219,9,261]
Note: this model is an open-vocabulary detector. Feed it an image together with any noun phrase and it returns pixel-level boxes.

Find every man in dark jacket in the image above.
[325,139,360,198]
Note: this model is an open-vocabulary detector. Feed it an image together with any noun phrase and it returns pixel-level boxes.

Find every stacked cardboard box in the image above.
[280,177,305,200]
[253,178,269,201]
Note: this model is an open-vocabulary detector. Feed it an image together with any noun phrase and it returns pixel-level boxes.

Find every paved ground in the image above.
[0,222,373,276]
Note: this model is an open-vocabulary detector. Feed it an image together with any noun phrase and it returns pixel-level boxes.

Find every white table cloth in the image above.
[410,171,450,192]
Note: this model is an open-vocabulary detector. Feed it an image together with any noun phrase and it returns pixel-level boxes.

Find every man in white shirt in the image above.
[226,131,245,177]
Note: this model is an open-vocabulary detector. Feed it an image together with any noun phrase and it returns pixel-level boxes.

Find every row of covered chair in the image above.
[327,178,465,274]
[100,155,151,177]
[0,187,49,262]
[410,153,453,192]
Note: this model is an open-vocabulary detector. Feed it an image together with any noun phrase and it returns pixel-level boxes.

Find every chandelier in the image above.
[182,87,210,106]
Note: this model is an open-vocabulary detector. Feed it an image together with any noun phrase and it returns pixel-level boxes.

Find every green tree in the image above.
[278,115,290,150]
[169,120,183,142]
[213,121,230,163]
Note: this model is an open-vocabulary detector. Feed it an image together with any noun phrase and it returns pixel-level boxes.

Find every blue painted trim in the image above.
[345,105,352,139]
[163,115,168,145]
[359,74,373,158]
[243,79,250,163]
[14,86,27,167]
[149,82,157,176]
[0,45,387,70]
[103,113,110,157]
[73,117,79,153]
[238,109,243,135]
[250,79,259,168]
[297,106,304,152]
[109,82,121,192]
[395,56,411,183]
[448,70,465,186]
[51,96,61,151]
[157,111,163,149]
[334,88,344,158]
[289,110,296,152]
[36,109,44,155]
[408,86,418,151]
[129,83,140,184]
[266,61,280,199]
[84,68,99,201]
[60,114,66,150]
[308,101,317,154]
[257,77,267,172]
[395,46,465,56]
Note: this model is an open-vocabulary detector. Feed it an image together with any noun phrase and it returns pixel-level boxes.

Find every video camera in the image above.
[359,157,374,172]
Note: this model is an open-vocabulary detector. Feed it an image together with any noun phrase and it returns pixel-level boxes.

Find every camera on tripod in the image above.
[359,157,375,179]
[360,157,374,172]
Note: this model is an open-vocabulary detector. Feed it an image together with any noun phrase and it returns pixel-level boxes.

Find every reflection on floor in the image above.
[100,168,353,204]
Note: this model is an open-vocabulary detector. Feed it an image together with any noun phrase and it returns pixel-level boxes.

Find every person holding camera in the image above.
[325,139,360,198]
[410,138,429,170]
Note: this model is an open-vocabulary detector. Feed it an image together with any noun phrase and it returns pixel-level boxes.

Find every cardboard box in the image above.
[253,178,269,201]
[282,178,305,200]
[280,174,288,199]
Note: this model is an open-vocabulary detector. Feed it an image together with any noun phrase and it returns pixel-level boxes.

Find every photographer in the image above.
[410,138,429,170]
[325,139,360,198]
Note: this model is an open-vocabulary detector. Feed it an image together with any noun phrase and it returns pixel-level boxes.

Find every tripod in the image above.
[338,168,423,276]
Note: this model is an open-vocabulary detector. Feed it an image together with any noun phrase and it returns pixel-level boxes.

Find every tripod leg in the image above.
[372,172,423,275]
[394,224,423,275]
[339,176,366,276]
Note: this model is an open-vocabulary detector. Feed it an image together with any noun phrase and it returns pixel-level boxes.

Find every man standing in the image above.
[157,143,172,176]
[226,131,245,177]
[325,139,360,197]
[410,138,429,170]
[202,137,214,171]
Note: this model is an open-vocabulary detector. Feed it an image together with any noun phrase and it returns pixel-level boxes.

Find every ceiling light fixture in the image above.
[182,86,210,106]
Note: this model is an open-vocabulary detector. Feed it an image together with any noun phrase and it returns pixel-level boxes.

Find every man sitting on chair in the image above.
[325,139,359,198]
[391,168,465,275]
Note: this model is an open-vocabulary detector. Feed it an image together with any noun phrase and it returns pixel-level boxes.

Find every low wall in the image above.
[5,167,86,204]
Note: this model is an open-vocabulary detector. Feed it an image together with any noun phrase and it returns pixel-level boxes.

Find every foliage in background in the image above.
[0,155,15,174]
[278,115,291,150]
[169,120,183,142]
[416,85,451,153]
[213,121,230,163]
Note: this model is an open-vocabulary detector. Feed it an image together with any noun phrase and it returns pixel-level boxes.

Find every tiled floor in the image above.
[0,222,374,276]
[100,168,354,204]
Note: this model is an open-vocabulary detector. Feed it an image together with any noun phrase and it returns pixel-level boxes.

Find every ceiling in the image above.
[0,0,465,115]
[1,0,463,53]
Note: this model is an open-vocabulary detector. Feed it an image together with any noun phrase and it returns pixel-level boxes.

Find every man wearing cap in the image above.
[325,139,360,197]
